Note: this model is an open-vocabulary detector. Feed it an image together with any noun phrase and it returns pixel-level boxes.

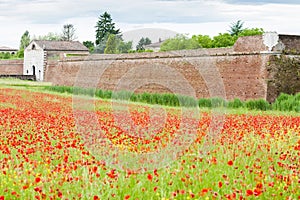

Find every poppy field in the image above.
[0,87,299,199]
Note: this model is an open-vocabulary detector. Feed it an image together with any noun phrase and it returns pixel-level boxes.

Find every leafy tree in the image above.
[19,30,31,50]
[160,34,200,52]
[0,52,11,59]
[62,24,77,41]
[136,37,151,50]
[94,34,110,53]
[192,34,213,48]
[118,40,132,53]
[238,28,264,37]
[83,41,95,52]
[16,49,24,58]
[212,33,237,48]
[104,34,120,54]
[229,20,244,36]
[95,11,121,46]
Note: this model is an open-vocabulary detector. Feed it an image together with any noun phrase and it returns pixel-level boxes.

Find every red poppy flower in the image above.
[246,189,253,196]
[35,177,41,183]
[147,174,153,181]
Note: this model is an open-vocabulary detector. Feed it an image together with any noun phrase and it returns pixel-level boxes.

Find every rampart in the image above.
[45,34,300,102]
[0,59,23,75]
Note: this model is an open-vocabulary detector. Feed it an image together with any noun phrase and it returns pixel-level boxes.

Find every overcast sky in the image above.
[0,0,299,48]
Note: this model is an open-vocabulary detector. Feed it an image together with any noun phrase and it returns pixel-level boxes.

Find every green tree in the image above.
[212,33,237,48]
[62,24,77,41]
[118,40,132,53]
[0,52,11,59]
[229,20,244,36]
[238,28,264,37]
[19,30,31,50]
[83,41,95,52]
[160,34,200,52]
[192,34,213,48]
[95,11,121,46]
[136,37,151,50]
[104,34,120,54]
[94,34,110,53]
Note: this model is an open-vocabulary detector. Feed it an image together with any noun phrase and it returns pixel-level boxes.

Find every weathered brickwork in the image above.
[45,49,271,101]
[0,60,23,75]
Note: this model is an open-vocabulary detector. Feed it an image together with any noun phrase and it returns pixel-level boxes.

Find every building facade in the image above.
[24,40,89,81]
[0,46,18,54]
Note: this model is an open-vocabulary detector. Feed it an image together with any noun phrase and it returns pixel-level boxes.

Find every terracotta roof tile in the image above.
[0,46,18,51]
[32,40,88,51]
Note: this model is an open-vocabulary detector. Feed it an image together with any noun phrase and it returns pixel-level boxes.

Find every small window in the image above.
[26,70,28,74]
[32,44,36,50]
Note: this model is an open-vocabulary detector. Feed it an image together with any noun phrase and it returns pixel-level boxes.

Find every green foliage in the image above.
[212,33,237,48]
[189,21,264,49]
[0,51,23,60]
[0,52,12,59]
[128,49,153,53]
[83,41,95,52]
[160,34,200,52]
[93,34,109,53]
[228,98,244,109]
[229,20,244,36]
[43,86,299,112]
[95,11,121,46]
[272,93,300,112]
[118,40,132,53]
[245,99,270,111]
[192,35,213,48]
[198,98,212,108]
[16,49,24,58]
[211,97,227,108]
[136,37,151,51]
[104,34,132,54]
[238,28,264,37]
[104,34,120,54]
[19,30,31,50]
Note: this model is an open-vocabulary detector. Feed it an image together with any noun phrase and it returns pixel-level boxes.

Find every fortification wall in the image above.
[44,34,300,102]
[45,51,270,101]
[0,59,23,75]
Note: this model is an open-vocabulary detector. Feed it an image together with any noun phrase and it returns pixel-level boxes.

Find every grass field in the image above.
[0,79,299,199]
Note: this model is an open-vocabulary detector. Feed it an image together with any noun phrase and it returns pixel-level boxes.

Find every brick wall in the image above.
[45,52,270,101]
[0,59,23,75]
[44,34,300,102]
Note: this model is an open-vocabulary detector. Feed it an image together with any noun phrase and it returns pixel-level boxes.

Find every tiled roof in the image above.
[0,46,18,51]
[144,41,164,48]
[33,40,89,51]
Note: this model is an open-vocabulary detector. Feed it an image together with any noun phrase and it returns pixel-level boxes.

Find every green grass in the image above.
[0,78,299,113]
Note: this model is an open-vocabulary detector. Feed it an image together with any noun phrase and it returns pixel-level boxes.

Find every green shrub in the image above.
[245,99,270,111]
[272,93,300,112]
[112,90,132,100]
[178,95,198,107]
[43,86,299,112]
[228,98,244,109]
[198,98,212,108]
[211,97,227,108]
